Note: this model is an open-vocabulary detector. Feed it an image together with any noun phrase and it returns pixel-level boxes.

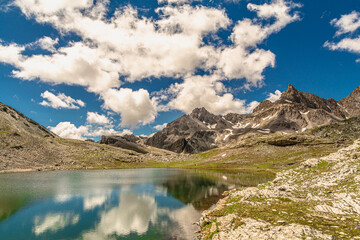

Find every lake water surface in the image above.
[0,168,274,240]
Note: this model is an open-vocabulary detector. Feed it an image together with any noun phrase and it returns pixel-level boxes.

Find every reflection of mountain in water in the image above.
[163,175,229,211]
[163,170,275,210]
[0,197,30,221]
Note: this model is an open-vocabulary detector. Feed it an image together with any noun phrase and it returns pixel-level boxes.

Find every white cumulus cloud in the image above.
[50,122,89,140]
[86,112,110,125]
[35,36,59,52]
[154,123,168,131]
[101,88,157,128]
[325,11,360,60]
[266,90,282,102]
[167,75,258,115]
[49,122,132,140]
[0,0,301,126]
[40,91,85,109]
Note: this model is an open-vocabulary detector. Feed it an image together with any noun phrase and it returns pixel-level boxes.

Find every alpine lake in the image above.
[0,168,274,240]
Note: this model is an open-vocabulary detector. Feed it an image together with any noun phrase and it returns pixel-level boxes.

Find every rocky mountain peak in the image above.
[348,86,360,98]
[190,107,219,124]
[280,84,302,103]
[339,85,360,116]
[190,107,211,117]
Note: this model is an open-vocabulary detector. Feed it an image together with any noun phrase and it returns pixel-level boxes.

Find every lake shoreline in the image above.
[0,164,277,174]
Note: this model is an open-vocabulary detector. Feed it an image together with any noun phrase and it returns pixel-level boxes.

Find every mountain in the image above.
[146,84,359,154]
[339,86,360,116]
[0,101,178,172]
[99,135,148,154]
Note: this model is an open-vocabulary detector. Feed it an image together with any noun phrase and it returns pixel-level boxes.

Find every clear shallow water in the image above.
[0,168,274,240]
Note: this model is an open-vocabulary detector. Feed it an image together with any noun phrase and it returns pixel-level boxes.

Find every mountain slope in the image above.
[146,84,359,154]
[339,86,360,116]
[0,102,56,138]
[0,101,179,172]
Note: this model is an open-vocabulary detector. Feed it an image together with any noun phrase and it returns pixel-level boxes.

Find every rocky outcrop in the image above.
[99,135,148,154]
[146,84,359,154]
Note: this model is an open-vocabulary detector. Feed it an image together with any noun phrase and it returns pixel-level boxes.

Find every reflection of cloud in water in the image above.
[83,189,112,211]
[168,204,201,240]
[54,194,73,203]
[33,212,79,235]
[83,192,157,239]
[83,195,107,211]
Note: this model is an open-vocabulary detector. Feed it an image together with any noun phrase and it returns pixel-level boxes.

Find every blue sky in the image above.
[0,0,359,140]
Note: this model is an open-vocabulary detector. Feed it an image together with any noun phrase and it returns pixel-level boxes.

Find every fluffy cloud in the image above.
[154,123,168,131]
[167,75,258,115]
[0,0,300,126]
[219,0,300,87]
[0,42,121,93]
[158,0,194,5]
[330,11,360,36]
[50,122,89,140]
[86,112,110,125]
[40,91,85,109]
[49,121,132,140]
[36,36,59,52]
[101,88,157,128]
[0,42,24,65]
[325,11,360,59]
[266,90,282,102]
[14,0,92,16]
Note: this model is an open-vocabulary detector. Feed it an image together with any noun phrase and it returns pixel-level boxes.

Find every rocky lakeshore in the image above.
[200,140,360,239]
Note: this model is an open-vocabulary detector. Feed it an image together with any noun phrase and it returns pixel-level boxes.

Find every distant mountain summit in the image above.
[339,86,360,116]
[146,84,359,154]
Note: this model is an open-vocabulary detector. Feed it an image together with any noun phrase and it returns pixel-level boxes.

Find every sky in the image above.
[0,0,359,140]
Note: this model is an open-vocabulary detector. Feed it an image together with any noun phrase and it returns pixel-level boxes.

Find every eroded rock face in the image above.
[146,84,359,154]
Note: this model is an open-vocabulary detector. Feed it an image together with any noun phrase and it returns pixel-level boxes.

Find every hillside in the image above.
[0,102,181,172]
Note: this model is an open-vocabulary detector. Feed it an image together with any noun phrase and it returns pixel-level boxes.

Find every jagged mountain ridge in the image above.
[146,84,360,154]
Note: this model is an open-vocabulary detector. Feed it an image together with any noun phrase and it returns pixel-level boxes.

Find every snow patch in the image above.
[300,111,309,115]
[302,128,307,132]
[233,122,250,129]
[223,129,233,141]
[258,129,270,134]
[222,154,226,157]
[284,99,292,103]
[262,115,274,121]
[251,123,260,128]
